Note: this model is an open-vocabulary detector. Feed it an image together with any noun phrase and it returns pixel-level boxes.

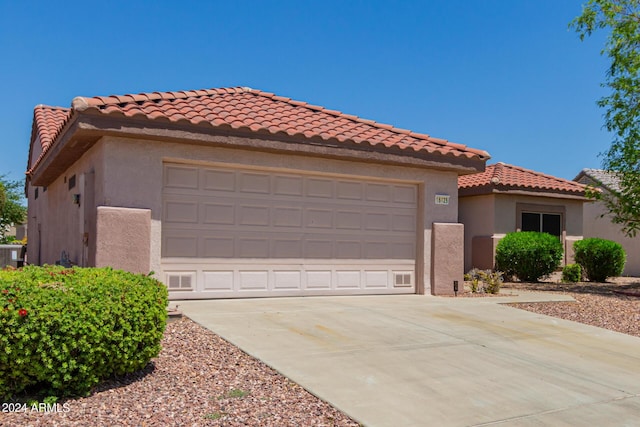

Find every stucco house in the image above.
[574,168,640,276]
[458,162,589,272]
[26,86,489,298]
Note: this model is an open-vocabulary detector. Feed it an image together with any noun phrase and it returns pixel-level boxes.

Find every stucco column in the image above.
[431,222,464,296]
[95,206,151,274]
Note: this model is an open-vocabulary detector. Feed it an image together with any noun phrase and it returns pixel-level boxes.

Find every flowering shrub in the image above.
[0,265,168,400]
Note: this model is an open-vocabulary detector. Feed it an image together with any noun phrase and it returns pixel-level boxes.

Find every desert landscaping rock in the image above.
[504,277,640,338]
[2,277,639,426]
[0,318,359,427]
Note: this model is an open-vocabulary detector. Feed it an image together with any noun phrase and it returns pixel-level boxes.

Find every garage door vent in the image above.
[166,273,194,291]
[394,272,412,287]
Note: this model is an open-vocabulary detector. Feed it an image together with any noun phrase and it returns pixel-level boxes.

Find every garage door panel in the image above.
[274,175,303,196]
[274,271,302,290]
[365,212,390,231]
[203,271,234,291]
[273,207,303,227]
[305,208,333,228]
[272,239,303,258]
[164,200,198,223]
[394,185,417,204]
[239,172,271,194]
[203,203,235,225]
[164,165,199,189]
[391,242,416,259]
[335,210,362,229]
[203,237,235,257]
[164,235,198,257]
[203,169,236,191]
[162,163,417,298]
[365,271,389,288]
[238,238,270,257]
[305,270,332,289]
[306,178,334,198]
[238,205,270,226]
[393,213,416,232]
[239,271,269,290]
[336,181,363,199]
[336,240,362,258]
[336,271,361,288]
[365,183,392,202]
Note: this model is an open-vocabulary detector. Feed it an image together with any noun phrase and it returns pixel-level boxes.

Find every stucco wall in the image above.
[458,194,495,271]
[431,222,464,295]
[95,206,151,274]
[27,141,105,266]
[96,136,463,293]
[583,199,640,276]
[459,193,584,271]
[29,134,465,293]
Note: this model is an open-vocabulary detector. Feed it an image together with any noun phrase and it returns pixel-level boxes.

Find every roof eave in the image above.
[31,111,487,186]
[459,186,589,200]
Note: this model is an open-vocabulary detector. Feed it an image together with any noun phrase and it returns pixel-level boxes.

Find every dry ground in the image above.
[0,318,359,427]
[3,276,639,426]
[502,275,640,338]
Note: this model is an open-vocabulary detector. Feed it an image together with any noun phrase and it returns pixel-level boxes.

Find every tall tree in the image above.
[0,176,26,241]
[571,0,640,236]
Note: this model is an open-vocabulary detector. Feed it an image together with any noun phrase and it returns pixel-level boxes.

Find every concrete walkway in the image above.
[176,292,640,427]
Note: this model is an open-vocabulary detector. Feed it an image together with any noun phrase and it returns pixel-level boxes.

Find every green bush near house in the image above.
[0,265,168,400]
[561,264,582,283]
[495,231,563,282]
[573,238,626,282]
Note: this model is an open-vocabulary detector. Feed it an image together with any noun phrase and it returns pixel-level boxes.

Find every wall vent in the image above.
[394,272,412,287]
[166,273,194,291]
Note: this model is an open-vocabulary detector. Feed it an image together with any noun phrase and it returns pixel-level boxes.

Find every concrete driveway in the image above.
[177,293,640,427]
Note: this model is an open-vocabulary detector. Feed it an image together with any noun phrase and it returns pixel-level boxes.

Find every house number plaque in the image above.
[435,194,450,205]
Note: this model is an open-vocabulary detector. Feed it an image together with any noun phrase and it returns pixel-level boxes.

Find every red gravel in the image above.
[1,318,359,427]
[503,276,640,338]
[4,277,638,426]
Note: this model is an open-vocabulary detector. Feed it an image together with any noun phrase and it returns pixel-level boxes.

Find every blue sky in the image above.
[0,0,610,183]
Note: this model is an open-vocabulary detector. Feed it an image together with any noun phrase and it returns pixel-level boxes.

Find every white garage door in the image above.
[161,163,417,298]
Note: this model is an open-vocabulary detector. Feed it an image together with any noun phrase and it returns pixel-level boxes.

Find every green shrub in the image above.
[561,263,582,283]
[495,232,563,282]
[0,265,168,400]
[464,269,503,294]
[574,238,626,282]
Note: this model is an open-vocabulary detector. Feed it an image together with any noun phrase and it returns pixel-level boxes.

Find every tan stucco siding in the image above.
[491,195,583,237]
[458,194,495,271]
[97,136,461,292]
[583,199,640,276]
[459,193,584,271]
[27,141,105,266]
[29,134,464,294]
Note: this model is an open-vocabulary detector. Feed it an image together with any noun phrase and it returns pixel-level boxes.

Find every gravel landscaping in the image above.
[1,318,359,427]
[503,276,640,338]
[3,276,639,426]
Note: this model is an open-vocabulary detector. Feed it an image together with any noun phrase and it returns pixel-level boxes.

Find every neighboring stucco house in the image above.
[26,86,490,298]
[574,168,640,276]
[458,162,589,272]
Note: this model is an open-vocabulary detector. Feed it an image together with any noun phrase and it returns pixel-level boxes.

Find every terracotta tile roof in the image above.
[458,162,588,196]
[33,105,71,152]
[29,86,489,177]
